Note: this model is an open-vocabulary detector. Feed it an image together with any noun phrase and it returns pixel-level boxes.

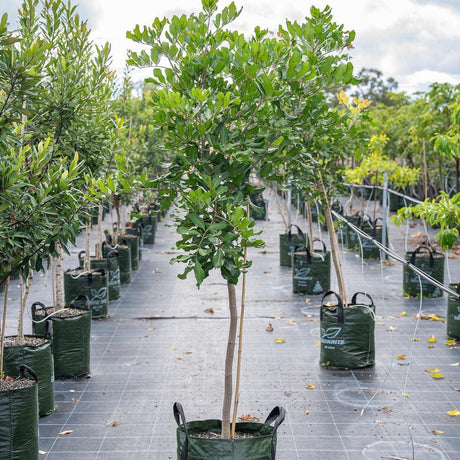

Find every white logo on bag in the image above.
[90,287,107,308]
[144,224,153,236]
[321,327,344,345]
[294,267,311,280]
[110,268,120,285]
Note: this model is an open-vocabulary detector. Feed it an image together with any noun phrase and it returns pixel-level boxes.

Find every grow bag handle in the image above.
[107,249,119,259]
[293,245,311,263]
[287,224,304,242]
[31,302,53,340]
[19,364,38,382]
[312,238,327,253]
[173,402,189,460]
[264,406,286,460]
[351,292,374,307]
[78,250,86,264]
[374,217,384,228]
[320,291,344,323]
[69,294,90,310]
[410,245,434,267]
[31,301,46,316]
[118,236,128,246]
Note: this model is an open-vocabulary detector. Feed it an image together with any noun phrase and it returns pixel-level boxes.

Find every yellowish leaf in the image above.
[304,410,310,415]
[275,338,285,343]
[428,336,437,343]
[71,398,78,402]
[411,338,421,342]
[176,357,183,360]
[431,429,444,434]
[58,430,73,436]
[395,354,406,359]
[316,343,321,347]
[274,316,282,320]
[425,368,440,373]
[307,384,315,389]
[288,320,298,325]
[309,319,318,323]
[446,339,457,346]
[148,327,156,331]
[447,409,460,416]
[427,344,436,348]
[374,420,385,424]
[376,322,386,326]
[238,413,260,422]
[172,345,177,350]
[304,298,311,303]
[431,373,445,379]
[402,392,410,397]
[400,311,407,316]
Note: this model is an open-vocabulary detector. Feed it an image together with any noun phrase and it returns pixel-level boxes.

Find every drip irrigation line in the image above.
[344,183,424,205]
[331,210,460,301]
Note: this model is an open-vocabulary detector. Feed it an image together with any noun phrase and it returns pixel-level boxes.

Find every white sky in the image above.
[2,0,460,94]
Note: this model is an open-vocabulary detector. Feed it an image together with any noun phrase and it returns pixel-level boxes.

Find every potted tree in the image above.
[128,0,360,455]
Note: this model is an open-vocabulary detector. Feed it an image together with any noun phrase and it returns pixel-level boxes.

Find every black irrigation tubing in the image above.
[331,209,460,301]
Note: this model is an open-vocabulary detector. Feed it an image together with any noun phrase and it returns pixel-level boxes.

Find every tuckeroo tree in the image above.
[127,0,358,437]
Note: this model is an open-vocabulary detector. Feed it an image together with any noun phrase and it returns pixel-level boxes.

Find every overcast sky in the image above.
[2,0,460,94]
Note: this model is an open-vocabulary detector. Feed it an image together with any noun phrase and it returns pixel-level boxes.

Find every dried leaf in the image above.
[309,319,318,323]
[69,389,75,393]
[185,351,192,354]
[402,392,410,397]
[274,316,282,320]
[427,344,436,349]
[431,373,445,379]
[431,429,444,434]
[428,336,437,343]
[71,398,78,402]
[204,308,214,314]
[382,406,390,411]
[275,338,285,343]
[238,413,260,422]
[447,409,460,416]
[450,362,460,366]
[176,357,183,360]
[304,410,310,415]
[172,345,177,350]
[388,326,397,331]
[446,339,457,346]
[39,450,47,455]
[148,327,156,331]
[266,322,273,332]
[426,368,441,374]
[411,231,423,238]
[86,374,92,379]
[316,343,321,347]
[58,430,73,436]
[263,270,271,274]
[288,320,298,325]
[304,298,311,303]
[411,338,421,342]
[307,384,315,389]
[453,388,460,392]
[374,420,385,424]
[5,376,14,381]
[110,421,120,427]
[395,354,406,359]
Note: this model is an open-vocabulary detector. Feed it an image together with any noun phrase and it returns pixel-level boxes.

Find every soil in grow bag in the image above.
[0,365,39,460]
[279,225,307,267]
[2,336,54,416]
[292,239,330,295]
[320,291,375,369]
[64,268,108,318]
[447,284,460,340]
[174,402,285,460]
[31,297,91,379]
[403,245,444,298]
[78,250,120,301]
[120,234,139,271]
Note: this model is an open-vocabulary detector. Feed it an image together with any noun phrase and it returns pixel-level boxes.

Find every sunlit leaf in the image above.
[447,409,460,416]
[450,362,459,366]
[431,429,444,434]
[431,373,445,379]
[402,392,409,397]
[428,336,437,343]
[446,339,457,346]
[289,320,298,325]
[395,354,406,359]
[275,338,285,343]
[426,368,440,373]
[58,430,73,436]
[400,311,407,316]
[307,384,315,389]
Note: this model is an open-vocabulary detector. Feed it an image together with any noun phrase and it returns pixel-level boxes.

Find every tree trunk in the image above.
[55,243,65,311]
[85,219,91,271]
[96,204,103,260]
[222,282,238,438]
[17,268,33,345]
[306,201,314,252]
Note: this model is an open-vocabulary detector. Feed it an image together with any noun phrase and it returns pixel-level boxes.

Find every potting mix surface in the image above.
[2,189,460,459]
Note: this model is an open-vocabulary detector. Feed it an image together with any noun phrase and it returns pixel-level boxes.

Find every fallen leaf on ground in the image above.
[447,409,460,416]
[400,311,407,316]
[39,450,47,455]
[204,308,214,314]
[374,420,385,424]
[411,338,421,342]
[431,429,444,435]
[263,271,271,274]
[172,345,177,350]
[316,343,321,347]
[86,374,92,379]
[307,384,315,389]
[288,320,297,325]
[411,231,423,238]
[274,316,282,320]
[238,413,260,422]
[450,362,459,366]
[431,373,445,379]
[310,319,318,323]
[428,336,437,343]
[427,344,436,348]
[148,327,156,331]
[453,388,460,392]
[71,398,78,402]
[266,322,273,332]
[185,351,192,354]
[110,421,120,427]
[446,339,457,346]
[69,389,75,393]
[388,326,397,331]
[304,410,310,415]
[426,368,440,373]
[176,357,183,360]
[58,430,73,436]
[402,392,410,397]
[304,298,311,303]
[395,354,406,359]
[275,338,285,343]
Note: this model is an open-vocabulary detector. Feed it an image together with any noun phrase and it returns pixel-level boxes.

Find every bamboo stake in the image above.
[17,268,33,345]
[96,203,103,260]
[231,206,249,437]
[306,201,314,252]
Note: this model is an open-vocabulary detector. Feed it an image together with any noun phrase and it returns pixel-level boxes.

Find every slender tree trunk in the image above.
[0,276,10,377]
[222,282,238,438]
[55,243,65,310]
[423,138,428,199]
[85,219,91,271]
[17,268,33,345]
[96,204,103,260]
[318,174,347,305]
[306,201,314,252]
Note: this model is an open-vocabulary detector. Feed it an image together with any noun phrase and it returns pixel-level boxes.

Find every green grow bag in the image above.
[64,268,108,318]
[447,283,460,340]
[250,194,268,220]
[320,291,375,369]
[345,212,362,251]
[78,250,120,301]
[174,402,285,460]
[141,214,157,244]
[120,235,139,271]
[360,217,386,260]
[104,243,131,285]
[292,239,330,295]
[32,297,91,379]
[0,365,39,460]
[126,227,142,261]
[279,225,307,267]
[403,245,444,298]
[3,337,54,416]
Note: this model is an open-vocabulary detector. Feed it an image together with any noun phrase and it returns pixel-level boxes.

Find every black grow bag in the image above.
[447,283,460,340]
[279,225,307,267]
[292,239,330,295]
[320,291,375,369]
[0,365,39,460]
[3,336,54,416]
[31,296,91,379]
[403,245,444,298]
[78,250,120,301]
[64,267,108,318]
[174,402,285,460]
